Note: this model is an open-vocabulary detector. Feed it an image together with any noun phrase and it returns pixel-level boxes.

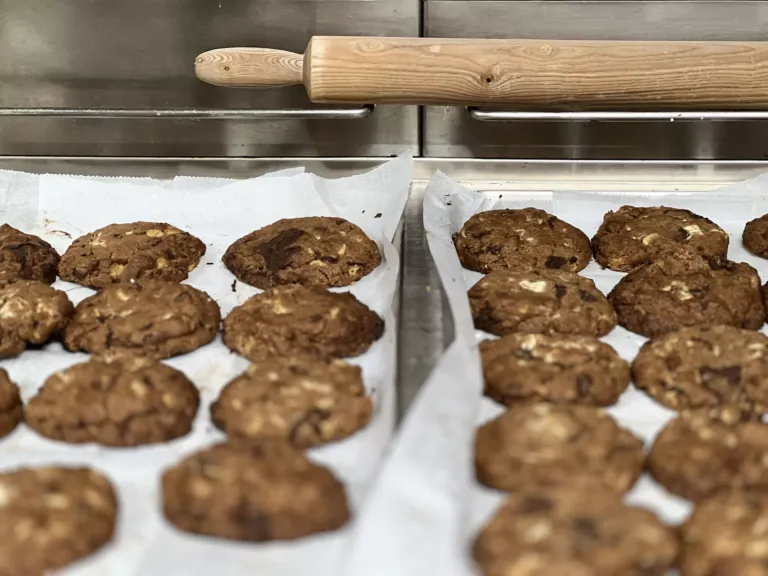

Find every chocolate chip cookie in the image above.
[743,214,768,259]
[223,284,384,361]
[26,357,200,447]
[0,370,22,439]
[63,280,220,360]
[632,325,768,414]
[481,334,630,407]
[454,208,591,274]
[475,404,644,494]
[59,222,206,289]
[649,410,768,501]
[473,487,678,576]
[162,440,350,541]
[223,217,381,289]
[211,356,372,448]
[0,224,59,289]
[0,280,73,358]
[681,490,768,576]
[609,251,764,338]
[592,206,729,272]
[469,269,616,338]
[0,466,117,576]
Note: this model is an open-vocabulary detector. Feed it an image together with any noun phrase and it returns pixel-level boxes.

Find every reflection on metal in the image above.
[468,108,768,122]
[0,106,374,120]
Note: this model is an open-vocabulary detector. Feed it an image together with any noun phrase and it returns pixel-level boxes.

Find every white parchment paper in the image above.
[348,169,768,576]
[0,154,412,576]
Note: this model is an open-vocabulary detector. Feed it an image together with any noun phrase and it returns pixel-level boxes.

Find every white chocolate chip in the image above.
[156,258,168,269]
[145,229,164,238]
[641,233,660,245]
[683,224,703,237]
[337,244,347,257]
[109,264,125,277]
[519,280,548,293]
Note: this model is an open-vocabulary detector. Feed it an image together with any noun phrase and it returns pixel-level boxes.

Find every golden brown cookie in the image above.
[475,404,644,494]
[223,284,384,361]
[0,224,59,289]
[162,441,350,541]
[223,217,381,289]
[0,369,22,439]
[743,214,768,259]
[211,356,372,448]
[59,222,206,289]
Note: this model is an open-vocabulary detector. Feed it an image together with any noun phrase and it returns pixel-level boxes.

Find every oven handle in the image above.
[468,107,768,122]
[0,106,374,120]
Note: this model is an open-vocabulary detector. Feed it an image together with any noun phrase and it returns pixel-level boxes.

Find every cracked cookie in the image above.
[469,269,616,338]
[223,216,381,289]
[632,325,768,414]
[481,334,629,407]
[0,466,117,576]
[162,440,350,541]
[223,284,384,361]
[0,224,59,289]
[609,251,764,338]
[649,410,768,501]
[211,356,372,448]
[592,206,728,272]
[63,280,220,360]
[743,214,768,259]
[681,490,768,576]
[0,370,22,439]
[475,404,644,494]
[454,208,591,274]
[26,357,200,447]
[59,222,205,289]
[473,487,678,576]
[0,280,73,358]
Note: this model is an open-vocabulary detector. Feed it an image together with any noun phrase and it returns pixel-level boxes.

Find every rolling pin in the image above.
[195,36,768,110]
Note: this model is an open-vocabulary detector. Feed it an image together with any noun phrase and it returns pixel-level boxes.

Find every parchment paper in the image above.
[347,169,768,576]
[0,154,412,576]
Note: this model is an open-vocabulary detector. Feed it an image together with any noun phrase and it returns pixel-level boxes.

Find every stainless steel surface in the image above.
[469,109,768,122]
[0,1,418,156]
[425,1,768,159]
[0,106,374,120]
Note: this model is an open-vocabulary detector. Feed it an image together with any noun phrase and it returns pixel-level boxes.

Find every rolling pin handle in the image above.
[195,47,304,88]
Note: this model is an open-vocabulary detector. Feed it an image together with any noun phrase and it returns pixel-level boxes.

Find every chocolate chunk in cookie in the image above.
[223,217,381,289]
[162,440,350,541]
[63,280,220,360]
[26,357,200,447]
[0,281,73,358]
[211,356,372,448]
[743,214,768,259]
[454,208,591,274]
[475,404,644,494]
[481,334,629,407]
[633,325,768,414]
[682,490,768,576]
[0,466,117,576]
[592,206,729,272]
[0,370,22,439]
[59,222,205,289]
[223,284,383,361]
[0,224,59,289]
[469,269,616,338]
[473,487,678,576]
[609,251,764,338]
[649,410,768,501]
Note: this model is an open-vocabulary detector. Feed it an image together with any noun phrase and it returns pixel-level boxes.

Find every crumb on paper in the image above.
[206,262,213,266]
[231,280,237,293]
[43,218,54,226]
[362,210,366,214]
[447,202,452,206]
[375,213,382,219]
[48,230,72,239]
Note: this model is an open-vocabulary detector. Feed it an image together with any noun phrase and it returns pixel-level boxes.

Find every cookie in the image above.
[26,357,200,447]
[649,410,768,501]
[743,214,768,258]
[469,269,616,338]
[0,224,59,289]
[59,222,206,289]
[609,251,764,338]
[223,284,384,361]
[0,466,117,576]
[223,217,381,289]
[475,403,644,494]
[592,206,729,272]
[0,280,73,358]
[473,487,678,576]
[0,370,22,439]
[454,208,591,274]
[162,440,350,541]
[481,334,630,407]
[211,356,372,448]
[681,490,768,576]
[632,325,768,414]
[63,279,220,360]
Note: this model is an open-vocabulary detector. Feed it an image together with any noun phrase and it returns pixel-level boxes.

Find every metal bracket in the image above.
[468,107,768,122]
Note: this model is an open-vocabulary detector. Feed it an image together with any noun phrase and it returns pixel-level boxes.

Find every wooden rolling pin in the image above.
[195,36,768,110]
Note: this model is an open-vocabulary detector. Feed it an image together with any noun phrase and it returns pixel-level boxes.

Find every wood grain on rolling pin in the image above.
[306,37,768,109]
[196,47,304,87]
